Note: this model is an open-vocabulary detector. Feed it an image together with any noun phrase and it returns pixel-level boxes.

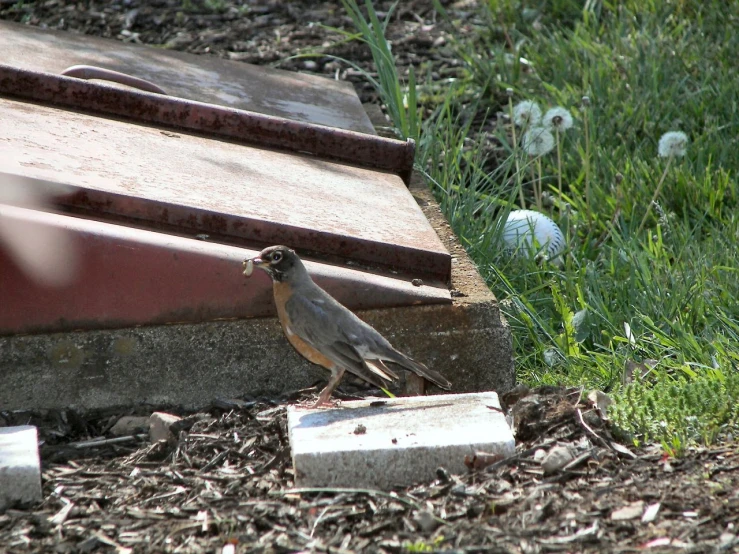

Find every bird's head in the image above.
[248,245,301,282]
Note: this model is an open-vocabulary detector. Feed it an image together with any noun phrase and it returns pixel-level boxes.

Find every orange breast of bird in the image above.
[272,281,336,370]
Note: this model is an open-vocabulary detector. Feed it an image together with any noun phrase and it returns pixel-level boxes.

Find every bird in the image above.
[244,245,452,407]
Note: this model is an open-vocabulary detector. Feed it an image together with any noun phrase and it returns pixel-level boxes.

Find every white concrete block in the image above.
[0,425,43,511]
[287,392,515,490]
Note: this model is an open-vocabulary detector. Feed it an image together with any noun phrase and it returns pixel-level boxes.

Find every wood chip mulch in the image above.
[2,387,738,553]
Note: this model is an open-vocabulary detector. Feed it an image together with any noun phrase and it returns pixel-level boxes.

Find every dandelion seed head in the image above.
[522,126,555,156]
[658,131,688,158]
[543,106,574,132]
[543,348,559,367]
[581,95,591,107]
[506,88,514,98]
[513,100,542,127]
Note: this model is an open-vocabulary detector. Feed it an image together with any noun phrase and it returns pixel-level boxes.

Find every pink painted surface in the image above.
[0,206,450,335]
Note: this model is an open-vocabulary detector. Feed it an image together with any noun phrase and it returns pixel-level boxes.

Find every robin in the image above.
[244,245,452,407]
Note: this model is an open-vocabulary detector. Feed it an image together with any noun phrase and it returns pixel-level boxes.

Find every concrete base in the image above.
[0,426,43,512]
[0,298,513,410]
[287,392,515,489]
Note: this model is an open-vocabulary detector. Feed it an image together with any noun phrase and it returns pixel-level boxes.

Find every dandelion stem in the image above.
[529,161,538,209]
[583,107,591,221]
[536,156,544,211]
[637,155,674,234]
[508,96,525,209]
[556,127,563,201]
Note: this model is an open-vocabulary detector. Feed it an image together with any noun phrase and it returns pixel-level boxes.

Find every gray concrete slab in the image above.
[0,297,513,410]
[0,426,43,512]
[287,392,515,489]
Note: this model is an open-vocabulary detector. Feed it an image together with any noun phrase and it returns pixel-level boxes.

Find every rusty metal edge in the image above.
[45,184,450,280]
[0,64,415,185]
[0,172,450,279]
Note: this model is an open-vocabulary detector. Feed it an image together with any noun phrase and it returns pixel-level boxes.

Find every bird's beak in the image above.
[251,256,264,267]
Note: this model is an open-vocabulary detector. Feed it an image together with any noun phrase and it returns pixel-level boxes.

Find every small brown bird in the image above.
[245,245,452,407]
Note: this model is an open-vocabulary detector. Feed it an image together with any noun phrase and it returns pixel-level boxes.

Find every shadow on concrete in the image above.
[292,401,456,429]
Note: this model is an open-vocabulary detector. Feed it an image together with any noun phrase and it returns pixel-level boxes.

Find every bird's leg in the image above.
[311,367,346,408]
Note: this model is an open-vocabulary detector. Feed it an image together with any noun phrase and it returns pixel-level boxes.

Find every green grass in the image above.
[341,0,739,452]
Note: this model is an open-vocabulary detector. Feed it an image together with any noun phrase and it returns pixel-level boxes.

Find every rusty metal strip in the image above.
[53,185,451,281]
[0,64,415,184]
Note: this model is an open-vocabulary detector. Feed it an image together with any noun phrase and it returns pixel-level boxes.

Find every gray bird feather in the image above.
[285,280,452,390]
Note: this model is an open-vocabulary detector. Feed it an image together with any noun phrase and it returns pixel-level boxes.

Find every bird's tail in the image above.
[385,350,452,390]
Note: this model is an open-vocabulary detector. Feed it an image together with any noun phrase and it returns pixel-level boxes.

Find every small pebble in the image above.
[541,444,576,473]
[413,510,439,533]
[451,483,468,496]
[436,467,451,482]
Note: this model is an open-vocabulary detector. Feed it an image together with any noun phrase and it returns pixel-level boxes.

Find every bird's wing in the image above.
[340,317,453,391]
[377,348,452,390]
[287,284,451,390]
[285,289,395,388]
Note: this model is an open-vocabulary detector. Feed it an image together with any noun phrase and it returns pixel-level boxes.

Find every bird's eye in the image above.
[271,251,283,263]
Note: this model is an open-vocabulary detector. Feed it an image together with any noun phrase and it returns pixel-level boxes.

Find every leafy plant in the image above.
[337,0,421,140]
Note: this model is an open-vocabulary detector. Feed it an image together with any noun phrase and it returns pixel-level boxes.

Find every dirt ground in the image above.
[2,1,739,552]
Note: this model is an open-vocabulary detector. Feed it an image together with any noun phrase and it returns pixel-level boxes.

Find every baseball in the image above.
[502,210,565,261]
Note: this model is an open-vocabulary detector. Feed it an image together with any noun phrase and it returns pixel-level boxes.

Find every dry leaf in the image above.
[611,501,645,521]
[641,502,660,523]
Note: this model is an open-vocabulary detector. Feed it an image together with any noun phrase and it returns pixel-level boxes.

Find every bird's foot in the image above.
[307,397,342,409]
